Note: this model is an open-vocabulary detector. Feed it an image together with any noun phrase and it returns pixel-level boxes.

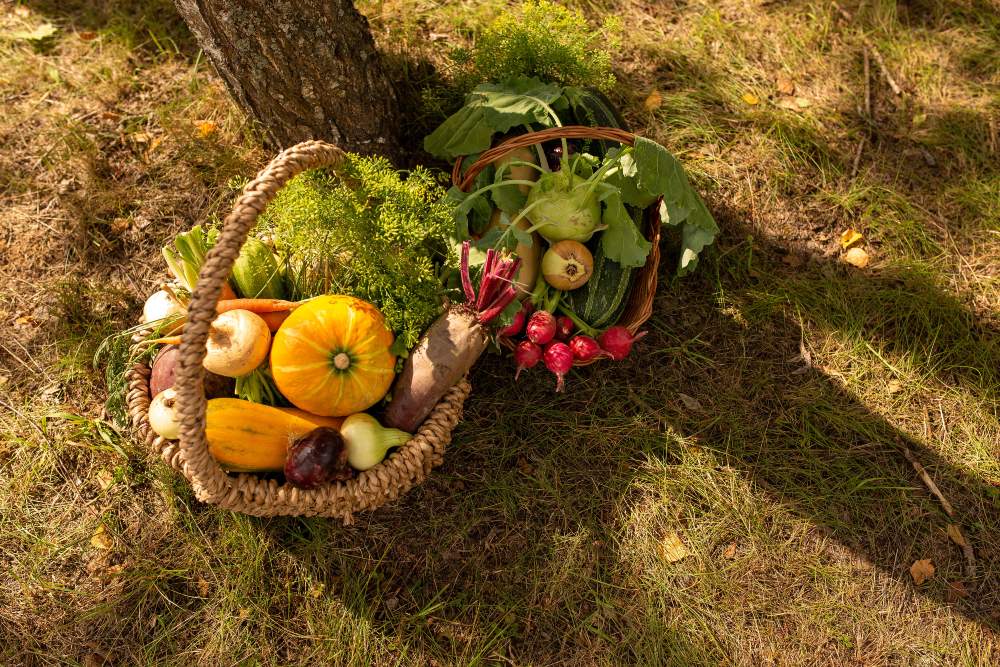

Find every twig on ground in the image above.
[850,137,866,179]
[863,47,872,118]
[832,1,903,96]
[903,447,955,517]
[948,524,978,581]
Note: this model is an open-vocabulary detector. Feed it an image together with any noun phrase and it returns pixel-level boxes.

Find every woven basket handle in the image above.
[174,140,346,505]
[452,125,637,192]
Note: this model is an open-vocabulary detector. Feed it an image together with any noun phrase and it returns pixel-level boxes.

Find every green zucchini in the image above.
[232,237,285,299]
[562,240,634,330]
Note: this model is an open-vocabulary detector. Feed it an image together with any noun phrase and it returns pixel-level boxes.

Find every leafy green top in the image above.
[456,0,621,94]
[256,155,456,354]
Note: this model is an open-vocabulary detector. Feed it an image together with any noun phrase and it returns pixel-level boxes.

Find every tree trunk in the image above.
[174,0,399,155]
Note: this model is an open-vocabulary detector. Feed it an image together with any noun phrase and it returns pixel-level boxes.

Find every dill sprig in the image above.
[256,154,456,354]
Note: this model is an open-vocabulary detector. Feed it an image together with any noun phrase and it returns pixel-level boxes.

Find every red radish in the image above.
[514,340,542,380]
[526,311,556,345]
[569,335,603,362]
[543,341,574,392]
[599,326,648,361]
[555,315,574,340]
[500,304,529,337]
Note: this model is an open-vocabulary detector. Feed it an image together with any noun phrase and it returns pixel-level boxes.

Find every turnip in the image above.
[384,242,521,432]
[599,326,648,361]
[543,341,574,392]
[148,387,181,440]
[526,310,556,345]
[569,335,603,362]
[202,309,271,378]
[514,340,542,380]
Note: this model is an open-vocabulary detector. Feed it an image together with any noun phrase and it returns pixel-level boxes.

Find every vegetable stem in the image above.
[557,302,600,338]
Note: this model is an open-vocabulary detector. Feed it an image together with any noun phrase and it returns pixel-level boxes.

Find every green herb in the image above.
[460,0,621,93]
[235,366,283,406]
[255,155,456,354]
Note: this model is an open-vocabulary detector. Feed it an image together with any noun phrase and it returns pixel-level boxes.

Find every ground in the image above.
[0,0,998,664]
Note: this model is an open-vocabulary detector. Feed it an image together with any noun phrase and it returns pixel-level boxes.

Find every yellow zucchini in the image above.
[205,398,343,472]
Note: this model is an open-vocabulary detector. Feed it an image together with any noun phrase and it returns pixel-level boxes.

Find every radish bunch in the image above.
[504,303,646,392]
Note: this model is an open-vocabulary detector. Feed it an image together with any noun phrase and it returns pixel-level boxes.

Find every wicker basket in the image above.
[125,140,471,523]
[452,126,661,367]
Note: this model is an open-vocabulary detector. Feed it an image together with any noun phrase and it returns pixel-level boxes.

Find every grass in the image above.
[1,0,998,664]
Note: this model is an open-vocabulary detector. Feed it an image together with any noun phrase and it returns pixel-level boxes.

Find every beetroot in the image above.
[599,326,648,361]
[526,311,556,345]
[555,315,574,340]
[514,340,542,380]
[568,335,603,362]
[543,341,573,392]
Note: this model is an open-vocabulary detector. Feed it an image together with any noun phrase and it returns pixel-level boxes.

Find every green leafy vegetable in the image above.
[425,77,564,160]
[601,192,652,269]
[162,225,218,293]
[255,155,456,353]
[631,137,719,276]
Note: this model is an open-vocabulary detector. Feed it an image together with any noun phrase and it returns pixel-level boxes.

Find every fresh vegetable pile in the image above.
[102,1,719,495]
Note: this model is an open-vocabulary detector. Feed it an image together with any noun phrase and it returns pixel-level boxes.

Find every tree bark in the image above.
[174,0,400,155]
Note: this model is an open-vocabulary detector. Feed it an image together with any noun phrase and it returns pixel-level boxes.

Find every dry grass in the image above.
[1,0,998,664]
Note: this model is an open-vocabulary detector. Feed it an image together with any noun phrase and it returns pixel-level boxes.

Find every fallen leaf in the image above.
[839,228,864,249]
[910,558,935,585]
[795,97,811,108]
[96,469,115,490]
[723,543,738,559]
[195,120,218,138]
[310,583,325,598]
[945,581,969,602]
[90,525,112,550]
[131,132,151,144]
[660,532,689,562]
[9,23,58,42]
[196,577,210,597]
[776,97,800,111]
[238,607,250,619]
[886,379,903,394]
[947,524,969,548]
[776,75,796,96]
[0,374,8,386]
[78,31,98,41]
[742,92,760,106]
[644,90,663,111]
[677,393,703,412]
[841,247,870,268]
[15,315,33,325]
[14,6,31,17]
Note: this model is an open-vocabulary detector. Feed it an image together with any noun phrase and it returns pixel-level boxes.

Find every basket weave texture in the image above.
[452,126,661,366]
[127,140,471,522]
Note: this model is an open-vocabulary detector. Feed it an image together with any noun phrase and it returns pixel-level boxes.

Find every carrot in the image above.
[141,335,183,346]
[258,310,290,332]
[215,298,301,314]
[219,282,238,301]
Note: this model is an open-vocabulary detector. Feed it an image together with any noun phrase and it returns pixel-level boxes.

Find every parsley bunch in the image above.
[456,0,621,93]
[257,155,455,354]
